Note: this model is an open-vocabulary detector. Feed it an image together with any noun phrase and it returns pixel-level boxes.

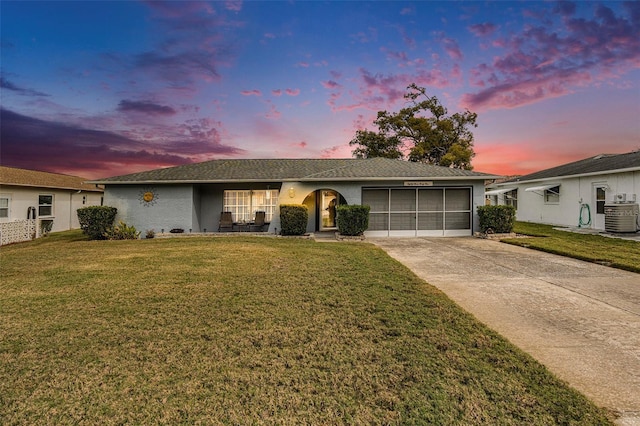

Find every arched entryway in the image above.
[302,189,347,233]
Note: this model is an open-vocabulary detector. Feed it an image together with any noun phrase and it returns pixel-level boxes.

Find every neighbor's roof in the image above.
[0,166,103,192]
[506,151,640,184]
[89,158,497,184]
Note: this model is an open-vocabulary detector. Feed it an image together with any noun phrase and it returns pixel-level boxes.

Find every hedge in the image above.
[279,204,308,235]
[477,205,516,233]
[77,206,118,240]
[336,205,370,236]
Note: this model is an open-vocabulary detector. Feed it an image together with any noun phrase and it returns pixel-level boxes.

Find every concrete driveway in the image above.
[369,237,640,426]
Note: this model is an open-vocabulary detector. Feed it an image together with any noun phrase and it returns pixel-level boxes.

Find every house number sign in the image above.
[404,181,434,187]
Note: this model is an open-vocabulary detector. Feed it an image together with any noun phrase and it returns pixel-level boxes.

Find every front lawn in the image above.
[0,231,613,424]
[507,222,640,273]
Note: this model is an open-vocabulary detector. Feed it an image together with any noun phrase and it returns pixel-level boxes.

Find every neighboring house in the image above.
[0,166,104,245]
[486,151,640,231]
[90,158,498,237]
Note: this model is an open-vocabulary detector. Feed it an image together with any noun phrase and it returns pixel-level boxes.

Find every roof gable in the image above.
[0,166,103,192]
[90,158,496,184]
[509,151,640,183]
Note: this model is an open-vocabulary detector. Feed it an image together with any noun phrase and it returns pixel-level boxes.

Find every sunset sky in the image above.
[1,1,639,179]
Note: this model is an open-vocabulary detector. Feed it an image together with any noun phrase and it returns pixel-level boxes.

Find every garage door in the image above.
[362,187,472,237]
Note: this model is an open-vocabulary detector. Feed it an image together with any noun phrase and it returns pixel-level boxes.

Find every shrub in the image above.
[145,229,156,239]
[279,204,308,235]
[104,221,140,240]
[77,206,118,240]
[336,205,370,236]
[477,205,516,233]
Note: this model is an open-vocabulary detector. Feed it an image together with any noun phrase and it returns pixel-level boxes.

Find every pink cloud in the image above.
[468,22,497,37]
[321,80,341,89]
[271,89,282,96]
[240,89,262,96]
[264,101,281,119]
[442,38,463,61]
[296,62,310,68]
[400,6,414,16]
[285,88,300,96]
[293,141,307,148]
[463,3,640,111]
[225,1,242,12]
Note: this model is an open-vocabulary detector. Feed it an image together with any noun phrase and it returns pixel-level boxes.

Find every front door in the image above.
[319,190,338,231]
[593,185,607,229]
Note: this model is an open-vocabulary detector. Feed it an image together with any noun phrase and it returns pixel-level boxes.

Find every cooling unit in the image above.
[604,203,639,233]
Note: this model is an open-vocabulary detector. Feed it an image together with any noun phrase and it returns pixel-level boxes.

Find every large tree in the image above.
[349,84,477,170]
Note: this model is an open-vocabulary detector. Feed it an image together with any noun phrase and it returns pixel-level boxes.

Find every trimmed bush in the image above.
[279,204,308,235]
[336,205,370,236]
[104,221,140,240]
[77,206,118,240]
[477,205,516,233]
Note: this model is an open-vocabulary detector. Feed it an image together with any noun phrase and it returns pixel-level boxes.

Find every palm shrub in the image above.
[279,204,308,235]
[77,206,117,240]
[336,205,370,236]
[477,205,516,233]
[104,221,140,240]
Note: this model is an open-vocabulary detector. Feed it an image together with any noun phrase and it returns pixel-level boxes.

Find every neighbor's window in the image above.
[544,186,560,204]
[0,196,9,219]
[223,190,279,222]
[596,187,606,214]
[38,194,54,216]
[505,189,518,210]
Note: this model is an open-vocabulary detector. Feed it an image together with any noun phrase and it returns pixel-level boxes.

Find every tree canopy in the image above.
[349,84,477,170]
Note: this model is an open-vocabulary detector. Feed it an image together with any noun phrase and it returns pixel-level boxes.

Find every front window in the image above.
[223,190,279,222]
[39,195,54,216]
[0,196,9,219]
[544,186,560,204]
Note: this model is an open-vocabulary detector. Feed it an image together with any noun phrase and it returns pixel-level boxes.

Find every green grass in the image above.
[507,222,640,273]
[1,231,613,425]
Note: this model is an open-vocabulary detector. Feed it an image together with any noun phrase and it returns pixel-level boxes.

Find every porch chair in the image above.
[218,211,234,232]
[250,211,266,232]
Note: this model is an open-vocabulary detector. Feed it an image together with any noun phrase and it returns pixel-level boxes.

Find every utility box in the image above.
[604,203,639,233]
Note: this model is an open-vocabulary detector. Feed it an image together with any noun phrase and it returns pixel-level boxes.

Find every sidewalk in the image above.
[370,237,640,426]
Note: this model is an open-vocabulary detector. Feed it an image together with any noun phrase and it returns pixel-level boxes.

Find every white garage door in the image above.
[363,187,472,237]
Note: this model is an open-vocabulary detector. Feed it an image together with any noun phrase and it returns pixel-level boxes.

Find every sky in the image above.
[1,1,639,180]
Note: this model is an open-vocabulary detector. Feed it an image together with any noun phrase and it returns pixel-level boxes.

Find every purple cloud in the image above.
[1,77,49,97]
[117,100,176,116]
[241,89,262,96]
[442,38,463,61]
[553,1,576,17]
[463,3,640,110]
[0,108,243,178]
[468,23,497,37]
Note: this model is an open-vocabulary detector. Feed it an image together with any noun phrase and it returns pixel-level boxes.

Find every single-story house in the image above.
[0,166,104,245]
[486,151,640,231]
[90,158,498,237]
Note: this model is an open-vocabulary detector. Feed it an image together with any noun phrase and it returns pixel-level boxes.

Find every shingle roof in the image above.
[90,158,496,184]
[0,166,103,192]
[509,151,640,183]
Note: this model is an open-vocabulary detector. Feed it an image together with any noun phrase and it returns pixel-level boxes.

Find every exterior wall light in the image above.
[288,187,295,198]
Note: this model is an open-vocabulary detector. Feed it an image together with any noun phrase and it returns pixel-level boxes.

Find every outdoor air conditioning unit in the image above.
[604,203,639,233]
[614,193,627,203]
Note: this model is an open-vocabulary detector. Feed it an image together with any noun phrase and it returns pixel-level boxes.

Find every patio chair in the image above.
[250,211,266,232]
[218,211,234,232]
